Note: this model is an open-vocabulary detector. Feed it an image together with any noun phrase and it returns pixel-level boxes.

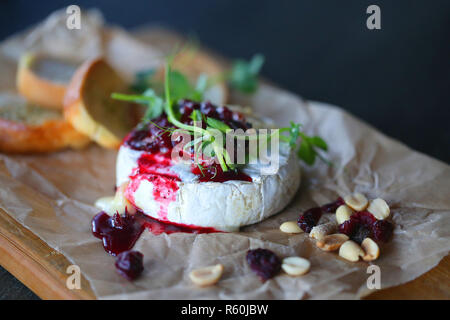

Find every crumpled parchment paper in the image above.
[0,10,448,299]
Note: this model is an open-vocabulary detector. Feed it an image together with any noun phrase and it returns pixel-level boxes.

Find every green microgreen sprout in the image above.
[111,52,329,172]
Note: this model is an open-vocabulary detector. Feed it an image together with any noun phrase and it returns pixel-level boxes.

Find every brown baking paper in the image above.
[0,10,448,299]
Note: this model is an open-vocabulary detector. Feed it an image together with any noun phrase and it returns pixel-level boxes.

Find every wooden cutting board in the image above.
[0,28,448,300]
[0,205,448,300]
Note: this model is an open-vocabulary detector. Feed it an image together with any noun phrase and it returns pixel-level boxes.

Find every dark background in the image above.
[0,0,448,299]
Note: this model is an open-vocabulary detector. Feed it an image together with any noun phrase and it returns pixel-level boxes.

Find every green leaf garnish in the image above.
[309,136,328,151]
[111,89,164,123]
[206,117,231,133]
[113,53,329,171]
[168,70,192,102]
[131,68,156,93]
[297,139,316,165]
[229,54,265,94]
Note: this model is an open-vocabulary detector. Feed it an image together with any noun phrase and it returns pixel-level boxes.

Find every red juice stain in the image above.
[126,173,180,220]
[140,213,221,235]
[92,210,220,256]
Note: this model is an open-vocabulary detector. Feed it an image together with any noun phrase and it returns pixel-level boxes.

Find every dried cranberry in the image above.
[354,211,377,226]
[246,249,281,281]
[115,250,144,281]
[352,225,372,244]
[338,219,358,236]
[372,220,394,242]
[321,197,345,213]
[297,207,322,233]
[337,211,393,244]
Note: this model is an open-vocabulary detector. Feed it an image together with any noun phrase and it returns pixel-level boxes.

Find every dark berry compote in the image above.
[123,99,253,183]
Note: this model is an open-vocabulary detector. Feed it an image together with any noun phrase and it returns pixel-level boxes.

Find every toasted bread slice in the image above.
[64,58,137,149]
[16,53,79,110]
[0,93,90,153]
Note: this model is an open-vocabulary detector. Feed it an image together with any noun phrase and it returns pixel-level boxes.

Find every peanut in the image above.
[189,264,224,287]
[316,233,349,251]
[361,238,380,261]
[336,205,354,224]
[344,193,368,211]
[339,240,364,262]
[310,222,337,241]
[367,198,390,220]
[281,257,311,276]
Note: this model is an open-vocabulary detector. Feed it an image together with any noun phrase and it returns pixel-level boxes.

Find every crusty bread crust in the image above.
[0,117,90,153]
[16,54,69,110]
[64,58,137,149]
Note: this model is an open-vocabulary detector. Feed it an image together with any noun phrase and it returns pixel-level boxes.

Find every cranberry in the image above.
[125,116,174,153]
[338,211,393,244]
[115,250,144,281]
[321,197,345,213]
[351,225,372,244]
[297,207,322,233]
[338,211,376,242]
[372,220,394,242]
[246,248,281,281]
[217,106,233,121]
[355,211,377,226]
[338,219,357,236]
[92,211,144,256]
[200,101,218,118]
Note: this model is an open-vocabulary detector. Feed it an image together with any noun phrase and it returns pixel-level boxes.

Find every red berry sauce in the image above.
[92,211,145,256]
[92,210,220,256]
[191,163,252,183]
[123,100,253,183]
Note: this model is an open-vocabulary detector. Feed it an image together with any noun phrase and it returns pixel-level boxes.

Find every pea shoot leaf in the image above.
[206,117,231,133]
[229,54,264,94]
[297,139,316,165]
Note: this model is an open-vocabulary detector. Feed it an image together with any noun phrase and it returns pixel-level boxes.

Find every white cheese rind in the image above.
[116,144,300,232]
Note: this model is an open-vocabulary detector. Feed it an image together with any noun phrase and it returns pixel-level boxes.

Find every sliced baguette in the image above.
[0,93,90,153]
[64,58,137,149]
[16,53,79,110]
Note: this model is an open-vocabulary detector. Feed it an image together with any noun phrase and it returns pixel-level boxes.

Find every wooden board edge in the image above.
[0,208,96,300]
